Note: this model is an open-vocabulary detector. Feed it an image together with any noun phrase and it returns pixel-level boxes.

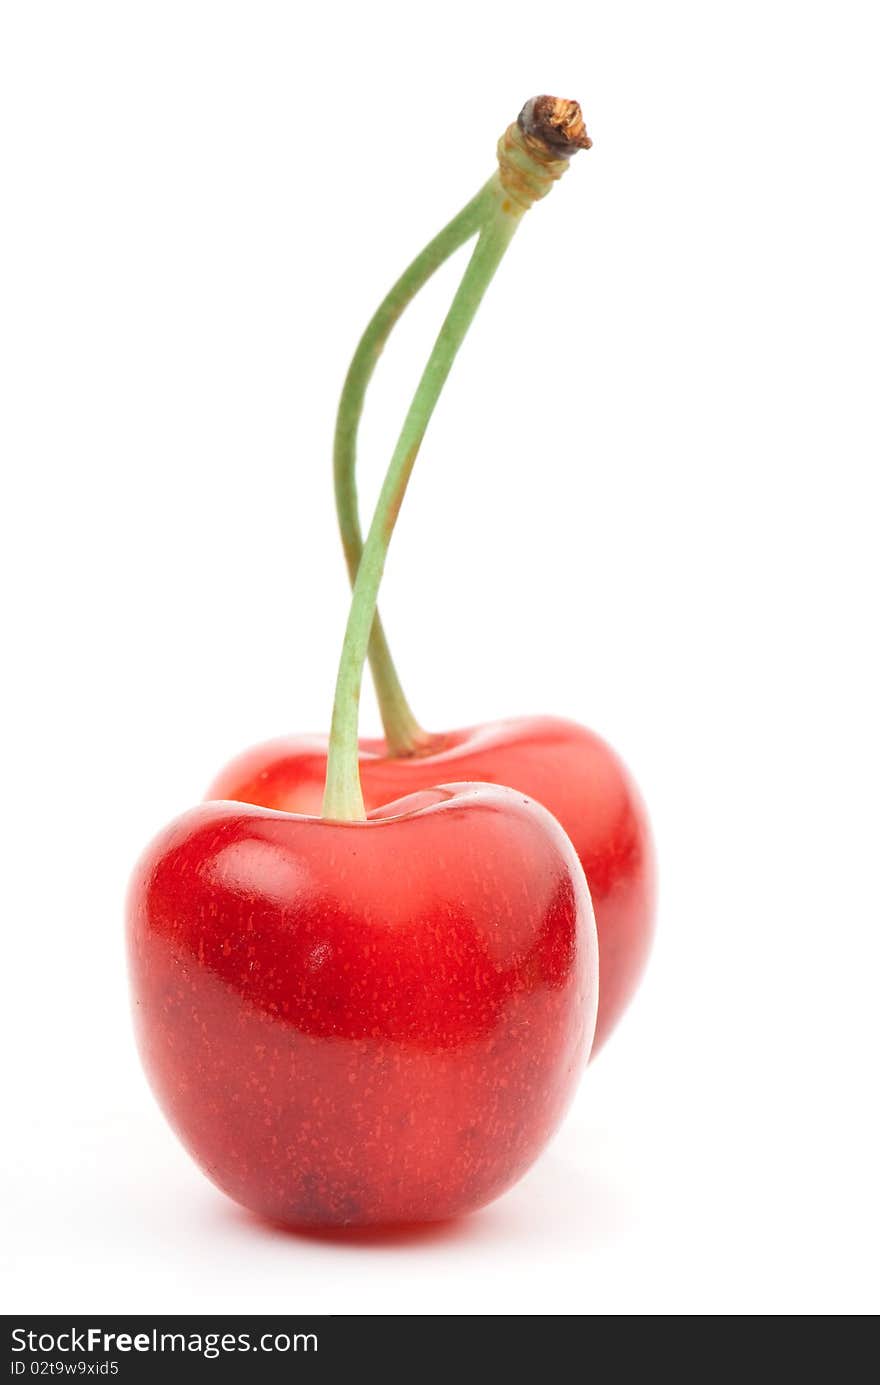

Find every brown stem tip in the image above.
[518,96,592,156]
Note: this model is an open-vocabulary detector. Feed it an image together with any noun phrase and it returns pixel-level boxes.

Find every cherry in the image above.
[128,98,607,1227]
[129,785,597,1226]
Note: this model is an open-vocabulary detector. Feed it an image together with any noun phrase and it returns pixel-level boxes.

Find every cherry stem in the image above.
[322,99,590,820]
[323,209,517,819]
[333,187,490,755]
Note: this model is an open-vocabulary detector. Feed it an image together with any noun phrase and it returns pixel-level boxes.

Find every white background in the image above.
[2,0,878,1316]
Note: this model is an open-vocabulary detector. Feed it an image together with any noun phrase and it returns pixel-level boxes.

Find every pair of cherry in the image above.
[128,98,655,1229]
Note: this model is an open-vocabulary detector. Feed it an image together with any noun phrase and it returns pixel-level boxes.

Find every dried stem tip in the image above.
[518,96,592,156]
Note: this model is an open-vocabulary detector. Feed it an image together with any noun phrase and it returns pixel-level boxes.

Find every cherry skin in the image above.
[127,782,598,1228]
[209,716,654,1055]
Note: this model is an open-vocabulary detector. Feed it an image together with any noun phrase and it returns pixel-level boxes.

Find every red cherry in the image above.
[208,716,655,1055]
[127,783,597,1228]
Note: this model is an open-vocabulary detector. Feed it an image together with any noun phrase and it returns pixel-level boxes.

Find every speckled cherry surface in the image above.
[127,782,598,1227]
[209,715,654,1054]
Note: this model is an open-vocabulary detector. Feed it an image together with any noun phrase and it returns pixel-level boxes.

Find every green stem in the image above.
[323,192,520,819]
[333,186,491,755]
[321,97,590,820]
